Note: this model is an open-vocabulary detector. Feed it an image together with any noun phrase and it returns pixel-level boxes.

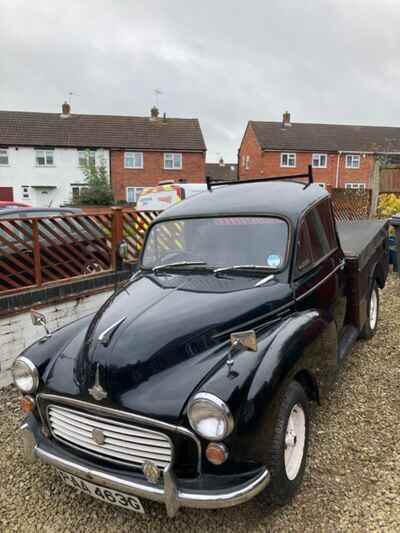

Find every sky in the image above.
[2,0,400,162]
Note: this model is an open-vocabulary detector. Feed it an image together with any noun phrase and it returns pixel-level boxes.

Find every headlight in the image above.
[12,357,39,394]
[187,392,234,441]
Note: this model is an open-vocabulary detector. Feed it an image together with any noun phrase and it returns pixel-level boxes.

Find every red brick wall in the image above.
[111,150,206,201]
[239,124,375,188]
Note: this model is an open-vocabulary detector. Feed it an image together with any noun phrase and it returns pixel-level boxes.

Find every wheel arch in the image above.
[294,368,320,404]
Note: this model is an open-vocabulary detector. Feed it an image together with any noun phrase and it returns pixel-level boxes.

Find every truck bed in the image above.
[336,219,389,271]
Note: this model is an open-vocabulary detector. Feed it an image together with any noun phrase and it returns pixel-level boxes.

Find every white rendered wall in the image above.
[0,147,110,207]
[0,289,112,388]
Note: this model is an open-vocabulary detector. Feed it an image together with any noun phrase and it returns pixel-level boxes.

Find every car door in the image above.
[293,199,346,334]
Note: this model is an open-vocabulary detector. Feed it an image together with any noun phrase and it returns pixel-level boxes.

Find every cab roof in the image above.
[156,180,329,223]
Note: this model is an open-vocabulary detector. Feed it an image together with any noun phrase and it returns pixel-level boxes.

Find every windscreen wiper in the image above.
[214,264,275,273]
[152,261,207,273]
[213,265,276,276]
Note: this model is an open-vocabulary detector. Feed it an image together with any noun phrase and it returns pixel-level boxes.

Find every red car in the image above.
[0,201,32,209]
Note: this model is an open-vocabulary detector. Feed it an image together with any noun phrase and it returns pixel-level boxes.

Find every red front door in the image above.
[0,187,13,201]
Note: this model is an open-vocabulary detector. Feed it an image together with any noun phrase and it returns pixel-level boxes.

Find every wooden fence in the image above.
[0,191,375,296]
[0,208,159,295]
[330,188,372,222]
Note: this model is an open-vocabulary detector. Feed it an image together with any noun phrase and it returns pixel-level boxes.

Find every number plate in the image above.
[57,469,145,514]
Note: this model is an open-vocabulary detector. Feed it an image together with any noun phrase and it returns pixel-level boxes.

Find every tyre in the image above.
[360,281,379,339]
[262,381,310,505]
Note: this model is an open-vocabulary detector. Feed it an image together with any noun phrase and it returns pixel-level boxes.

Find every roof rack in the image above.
[206,164,313,191]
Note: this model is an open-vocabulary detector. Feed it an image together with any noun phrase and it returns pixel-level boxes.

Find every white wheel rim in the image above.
[369,289,378,330]
[284,403,306,481]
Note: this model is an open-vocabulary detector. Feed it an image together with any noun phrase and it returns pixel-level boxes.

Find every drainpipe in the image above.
[335,151,342,188]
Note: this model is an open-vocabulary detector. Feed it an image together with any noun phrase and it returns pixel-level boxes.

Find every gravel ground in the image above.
[1,275,399,533]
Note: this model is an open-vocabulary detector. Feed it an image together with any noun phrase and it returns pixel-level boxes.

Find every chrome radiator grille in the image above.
[47,405,173,469]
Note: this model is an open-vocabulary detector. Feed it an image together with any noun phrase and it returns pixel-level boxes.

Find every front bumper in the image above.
[21,416,270,517]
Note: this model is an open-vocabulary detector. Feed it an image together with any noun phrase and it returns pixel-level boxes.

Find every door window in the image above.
[296,200,338,273]
[296,219,312,271]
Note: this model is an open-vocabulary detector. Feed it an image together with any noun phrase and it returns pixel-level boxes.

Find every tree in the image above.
[77,151,114,205]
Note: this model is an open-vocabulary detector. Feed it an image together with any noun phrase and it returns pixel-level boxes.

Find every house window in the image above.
[78,149,96,166]
[126,187,144,203]
[71,185,89,202]
[36,149,54,166]
[345,154,360,169]
[124,152,143,169]
[312,153,327,168]
[280,153,296,168]
[345,183,366,190]
[164,153,182,170]
[0,149,9,165]
[22,186,30,199]
[245,155,250,170]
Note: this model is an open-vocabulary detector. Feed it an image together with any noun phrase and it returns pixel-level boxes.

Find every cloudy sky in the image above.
[1,0,400,162]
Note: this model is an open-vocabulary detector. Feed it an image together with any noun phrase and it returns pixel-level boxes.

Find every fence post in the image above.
[111,207,124,271]
[32,219,42,287]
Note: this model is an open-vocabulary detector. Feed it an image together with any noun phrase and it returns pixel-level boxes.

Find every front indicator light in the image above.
[20,395,35,413]
[206,442,228,465]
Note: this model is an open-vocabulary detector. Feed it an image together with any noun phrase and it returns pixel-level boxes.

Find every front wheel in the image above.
[261,381,310,505]
[360,281,379,339]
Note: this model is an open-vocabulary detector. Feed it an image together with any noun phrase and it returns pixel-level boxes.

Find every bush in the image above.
[377,193,400,218]
[77,152,114,205]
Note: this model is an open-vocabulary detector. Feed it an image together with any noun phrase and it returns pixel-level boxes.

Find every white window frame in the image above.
[345,154,360,169]
[280,152,296,168]
[345,183,366,190]
[124,152,143,169]
[126,186,145,203]
[245,155,250,170]
[0,148,9,165]
[312,153,327,168]
[35,149,54,166]
[78,149,96,167]
[164,153,182,170]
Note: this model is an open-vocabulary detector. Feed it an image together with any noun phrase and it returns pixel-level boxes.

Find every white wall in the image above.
[0,147,110,207]
[0,289,112,388]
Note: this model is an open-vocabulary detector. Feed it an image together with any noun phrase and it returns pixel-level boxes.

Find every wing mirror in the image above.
[230,330,257,352]
[30,309,51,339]
[227,330,257,374]
[118,240,129,259]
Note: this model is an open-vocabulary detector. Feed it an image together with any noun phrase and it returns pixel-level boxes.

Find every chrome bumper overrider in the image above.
[21,422,270,517]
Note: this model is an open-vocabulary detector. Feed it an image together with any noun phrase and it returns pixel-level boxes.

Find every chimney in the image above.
[61,101,71,117]
[282,110,291,128]
[150,105,159,121]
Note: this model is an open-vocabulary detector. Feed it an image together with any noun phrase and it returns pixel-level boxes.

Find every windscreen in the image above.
[141,216,289,270]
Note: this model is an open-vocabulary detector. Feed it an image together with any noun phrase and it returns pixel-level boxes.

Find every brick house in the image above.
[205,158,238,181]
[239,112,400,189]
[111,106,206,203]
[0,104,206,206]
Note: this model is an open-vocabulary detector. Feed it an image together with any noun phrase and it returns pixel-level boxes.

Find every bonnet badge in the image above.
[88,365,108,401]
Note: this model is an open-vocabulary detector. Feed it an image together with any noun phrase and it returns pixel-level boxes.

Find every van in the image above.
[136,183,207,211]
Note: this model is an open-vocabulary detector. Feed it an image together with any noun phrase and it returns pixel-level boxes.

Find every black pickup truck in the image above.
[13,173,389,517]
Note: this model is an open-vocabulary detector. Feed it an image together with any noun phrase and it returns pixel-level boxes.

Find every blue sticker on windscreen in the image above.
[266,254,281,268]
